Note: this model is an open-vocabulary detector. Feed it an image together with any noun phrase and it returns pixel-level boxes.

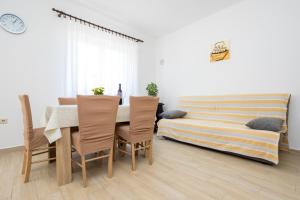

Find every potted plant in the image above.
[92,87,104,95]
[146,82,158,96]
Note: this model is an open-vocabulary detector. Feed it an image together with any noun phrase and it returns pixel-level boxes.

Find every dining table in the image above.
[40,104,130,186]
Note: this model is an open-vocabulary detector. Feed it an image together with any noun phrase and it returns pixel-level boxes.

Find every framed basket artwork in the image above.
[210,41,230,62]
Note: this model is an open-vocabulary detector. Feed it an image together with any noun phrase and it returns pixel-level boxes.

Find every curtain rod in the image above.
[52,8,144,43]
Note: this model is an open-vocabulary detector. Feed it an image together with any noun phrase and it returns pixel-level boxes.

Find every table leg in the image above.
[56,127,72,186]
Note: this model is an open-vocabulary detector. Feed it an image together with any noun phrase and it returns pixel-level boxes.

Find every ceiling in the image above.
[72,0,242,37]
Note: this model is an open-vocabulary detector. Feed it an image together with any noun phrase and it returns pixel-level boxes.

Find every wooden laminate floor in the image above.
[0,136,300,200]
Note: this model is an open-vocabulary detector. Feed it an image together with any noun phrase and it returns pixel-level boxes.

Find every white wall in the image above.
[155,0,300,149]
[0,0,156,149]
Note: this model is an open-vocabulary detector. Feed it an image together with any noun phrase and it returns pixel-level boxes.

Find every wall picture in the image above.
[210,41,230,62]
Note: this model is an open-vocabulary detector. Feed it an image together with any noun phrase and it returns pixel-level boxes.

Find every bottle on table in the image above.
[117,83,123,105]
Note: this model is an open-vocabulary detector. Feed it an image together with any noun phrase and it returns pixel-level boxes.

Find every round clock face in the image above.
[0,13,26,34]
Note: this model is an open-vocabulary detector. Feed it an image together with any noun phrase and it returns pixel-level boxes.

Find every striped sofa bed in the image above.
[157,94,291,164]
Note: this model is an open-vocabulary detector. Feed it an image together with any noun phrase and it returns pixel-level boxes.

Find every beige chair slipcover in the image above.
[19,95,55,183]
[71,95,120,187]
[116,96,159,170]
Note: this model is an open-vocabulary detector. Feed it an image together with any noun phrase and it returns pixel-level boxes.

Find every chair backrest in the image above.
[18,95,34,147]
[58,97,77,105]
[178,93,291,149]
[129,96,159,137]
[77,95,120,153]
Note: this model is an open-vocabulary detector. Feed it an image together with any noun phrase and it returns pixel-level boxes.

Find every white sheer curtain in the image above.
[65,20,138,104]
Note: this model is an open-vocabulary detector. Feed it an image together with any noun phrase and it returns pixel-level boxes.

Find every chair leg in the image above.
[21,150,27,175]
[108,148,113,178]
[71,150,74,174]
[145,141,149,158]
[119,139,126,157]
[81,155,87,187]
[135,143,139,157]
[113,136,117,161]
[148,140,153,165]
[23,150,32,183]
[131,143,136,171]
[142,141,147,158]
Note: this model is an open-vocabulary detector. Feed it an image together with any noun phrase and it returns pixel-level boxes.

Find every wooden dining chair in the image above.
[19,95,56,183]
[115,96,159,171]
[58,97,78,133]
[71,95,120,187]
[58,97,77,105]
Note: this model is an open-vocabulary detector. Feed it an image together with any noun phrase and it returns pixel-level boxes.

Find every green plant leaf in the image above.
[146,82,158,96]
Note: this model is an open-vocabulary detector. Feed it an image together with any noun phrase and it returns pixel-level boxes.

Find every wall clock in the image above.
[0,13,26,34]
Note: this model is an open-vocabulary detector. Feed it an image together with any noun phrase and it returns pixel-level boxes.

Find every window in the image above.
[65,21,138,104]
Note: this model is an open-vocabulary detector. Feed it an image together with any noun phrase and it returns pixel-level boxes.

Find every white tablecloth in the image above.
[40,105,130,143]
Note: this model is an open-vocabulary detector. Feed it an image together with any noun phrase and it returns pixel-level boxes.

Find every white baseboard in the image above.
[0,145,24,152]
